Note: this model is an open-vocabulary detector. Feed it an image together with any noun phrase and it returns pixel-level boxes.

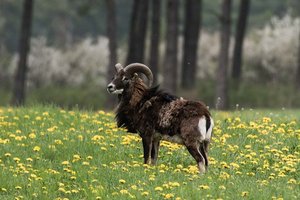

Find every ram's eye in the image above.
[122,77,129,81]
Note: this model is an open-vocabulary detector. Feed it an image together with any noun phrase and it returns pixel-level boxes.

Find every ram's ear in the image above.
[133,73,139,78]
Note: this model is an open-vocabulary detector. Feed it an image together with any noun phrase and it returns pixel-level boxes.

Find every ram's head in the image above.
[107,63,153,94]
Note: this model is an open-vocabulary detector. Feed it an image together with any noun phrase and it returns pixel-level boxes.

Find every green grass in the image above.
[0,106,299,199]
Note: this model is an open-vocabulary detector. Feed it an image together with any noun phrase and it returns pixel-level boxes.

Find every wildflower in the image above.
[262,117,271,123]
[61,161,70,165]
[164,193,175,199]
[155,187,163,191]
[86,156,93,160]
[247,172,255,176]
[219,172,230,179]
[141,191,149,196]
[230,162,240,169]
[55,140,63,145]
[58,187,66,193]
[169,182,180,187]
[119,179,126,184]
[33,146,41,152]
[120,189,129,194]
[72,154,81,162]
[4,153,11,157]
[131,185,137,190]
[220,161,229,168]
[287,179,296,184]
[82,161,89,166]
[199,185,210,190]
[219,185,226,190]
[100,147,107,151]
[78,135,83,141]
[28,133,36,139]
[241,191,249,197]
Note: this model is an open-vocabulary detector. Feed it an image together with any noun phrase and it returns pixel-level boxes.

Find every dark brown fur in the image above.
[112,76,213,173]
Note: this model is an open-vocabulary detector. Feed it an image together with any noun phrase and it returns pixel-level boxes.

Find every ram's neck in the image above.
[120,79,147,108]
[130,83,147,107]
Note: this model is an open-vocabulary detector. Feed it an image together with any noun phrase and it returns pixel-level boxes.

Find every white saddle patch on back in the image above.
[198,116,214,140]
[206,117,214,140]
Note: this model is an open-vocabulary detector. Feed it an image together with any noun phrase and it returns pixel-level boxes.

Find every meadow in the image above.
[0,106,299,200]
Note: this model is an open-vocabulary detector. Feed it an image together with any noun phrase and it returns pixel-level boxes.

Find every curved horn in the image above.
[115,63,123,72]
[124,63,153,87]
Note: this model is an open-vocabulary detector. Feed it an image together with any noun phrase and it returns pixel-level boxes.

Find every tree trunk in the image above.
[11,0,34,106]
[149,0,161,86]
[181,0,202,89]
[296,30,300,89]
[163,0,179,94]
[126,0,149,64]
[231,0,250,82]
[216,0,231,110]
[105,0,118,109]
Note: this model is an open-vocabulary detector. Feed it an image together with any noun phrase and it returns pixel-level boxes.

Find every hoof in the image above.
[198,163,206,174]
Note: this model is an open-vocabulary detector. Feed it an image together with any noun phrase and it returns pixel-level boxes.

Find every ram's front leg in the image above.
[142,135,153,165]
[151,137,160,165]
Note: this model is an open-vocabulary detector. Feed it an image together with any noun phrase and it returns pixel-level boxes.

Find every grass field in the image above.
[0,106,299,200]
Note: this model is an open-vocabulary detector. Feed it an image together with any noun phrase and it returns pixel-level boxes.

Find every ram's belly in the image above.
[155,133,184,144]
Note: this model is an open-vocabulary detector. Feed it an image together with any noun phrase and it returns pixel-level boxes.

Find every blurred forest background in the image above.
[0,0,300,110]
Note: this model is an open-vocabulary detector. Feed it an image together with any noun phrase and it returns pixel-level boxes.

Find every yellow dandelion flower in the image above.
[33,146,41,152]
[241,191,249,197]
[155,187,163,191]
[55,140,63,145]
[199,185,210,190]
[219,171,230,179]
[73,154,81,160]
[87,156,93,160]
[120,189,129,194]
[164,193,175,199]
[78,135,83,141]
[61,161,70,165]
[82,161,89,166]
[169,182,180,187]
[101,147,107,151]
[119,179,126,184]
[262,117,271,123]
[141,191,149,196]
[28,133,36,139]
[219,185,226,190]
[230,162,240,169]
[42,112,49,116]
[58,187,66,193]
[131,185,137,190]
[4,153,11,157]
[287,178,296,184]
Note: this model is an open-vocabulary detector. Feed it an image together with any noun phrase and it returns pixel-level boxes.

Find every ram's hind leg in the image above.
[186,143,206,174]
[199,140,210,170]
